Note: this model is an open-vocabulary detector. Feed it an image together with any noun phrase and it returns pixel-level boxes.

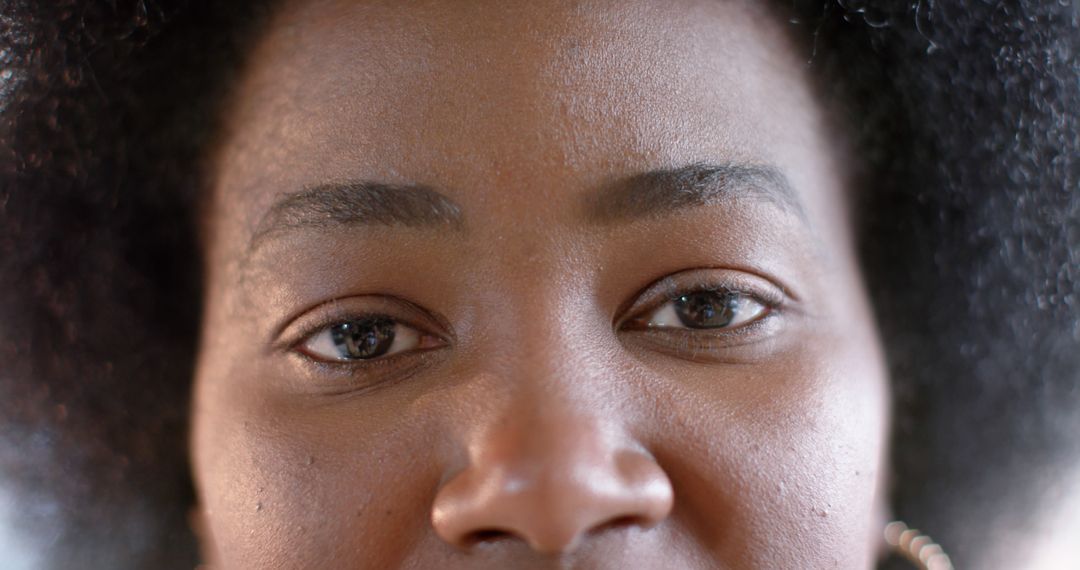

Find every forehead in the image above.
[212,0,843,252]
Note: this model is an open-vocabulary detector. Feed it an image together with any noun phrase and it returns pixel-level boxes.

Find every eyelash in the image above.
[620,269,783,317]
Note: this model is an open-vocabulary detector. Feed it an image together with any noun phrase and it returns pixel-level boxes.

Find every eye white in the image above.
[302,321,421,361]
[644,294,767,329]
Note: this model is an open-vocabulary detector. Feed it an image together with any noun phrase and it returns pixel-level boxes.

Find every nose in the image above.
[430,409,674,554]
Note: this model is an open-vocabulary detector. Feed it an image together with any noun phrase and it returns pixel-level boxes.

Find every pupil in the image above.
[330,317,396,359]
[673,291,738,329]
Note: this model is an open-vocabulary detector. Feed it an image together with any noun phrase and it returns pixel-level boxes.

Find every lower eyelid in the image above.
[622,308,781,345]
[286,349,447,398]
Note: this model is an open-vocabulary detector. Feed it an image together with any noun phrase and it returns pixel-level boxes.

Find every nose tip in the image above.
[431,446,674,554]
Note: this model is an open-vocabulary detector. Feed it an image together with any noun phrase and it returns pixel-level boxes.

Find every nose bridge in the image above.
[471,274,619,478]
[472,392,616,490]
[484,262,605,391]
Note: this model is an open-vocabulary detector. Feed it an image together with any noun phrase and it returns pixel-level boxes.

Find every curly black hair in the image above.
[0,1,1076,568]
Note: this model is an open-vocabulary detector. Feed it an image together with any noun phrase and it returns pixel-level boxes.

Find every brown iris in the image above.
[672,291,741,329]
[329,317,396,359]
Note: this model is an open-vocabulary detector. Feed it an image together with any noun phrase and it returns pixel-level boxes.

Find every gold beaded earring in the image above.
[885,521,954,570]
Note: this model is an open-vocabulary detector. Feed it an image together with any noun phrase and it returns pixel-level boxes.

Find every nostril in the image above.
[462,528,516,547]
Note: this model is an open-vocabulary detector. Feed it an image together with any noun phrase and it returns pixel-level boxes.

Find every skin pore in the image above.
[190,0,890,568]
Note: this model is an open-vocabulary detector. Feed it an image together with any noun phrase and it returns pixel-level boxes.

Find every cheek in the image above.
[649,336,888,568]
[191,373,445,569]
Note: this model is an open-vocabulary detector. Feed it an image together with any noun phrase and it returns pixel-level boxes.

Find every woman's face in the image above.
[191,0,889,567]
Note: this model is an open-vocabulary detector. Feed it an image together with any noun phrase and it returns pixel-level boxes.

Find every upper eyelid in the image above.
[662,275,786,304]
[660,285,775,304]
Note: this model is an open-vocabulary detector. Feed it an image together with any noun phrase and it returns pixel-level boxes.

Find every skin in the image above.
[190,0,890,568]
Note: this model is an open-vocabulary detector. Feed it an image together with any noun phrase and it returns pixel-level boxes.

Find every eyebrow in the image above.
[248,181,464,251]
[246,162,805,256]
[584,162,806,224]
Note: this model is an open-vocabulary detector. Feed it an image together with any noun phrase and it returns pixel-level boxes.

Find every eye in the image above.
[640,290,768,330]
[300,316,424,362]
[616,270,790,359]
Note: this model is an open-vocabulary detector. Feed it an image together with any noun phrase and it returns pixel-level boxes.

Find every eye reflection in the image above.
[645,291,767,330]
[302,316,421,361]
